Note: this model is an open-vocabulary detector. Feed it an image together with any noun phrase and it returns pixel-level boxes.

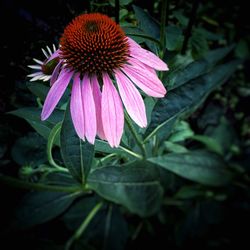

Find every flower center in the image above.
[60,13,129,75]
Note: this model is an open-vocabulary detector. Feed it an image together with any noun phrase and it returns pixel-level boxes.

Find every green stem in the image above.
[99,153,117,164]
[124,113,147,158]
[118,145,143,160]
[0,174,81,193]
[159,0,168,59]
[65,202,103,250]
[47,122,67,172]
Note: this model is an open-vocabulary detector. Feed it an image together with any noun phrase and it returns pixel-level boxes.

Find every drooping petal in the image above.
[127,37,169,71]
[70,73,85,140]
[50,61,63,86]
[115,70,147,128]
[102,73,124,147]
[122,64,167,97]
[41,69,73,120]
[91,75,105,140]
[128,57,157,76]
[82,75,97,144]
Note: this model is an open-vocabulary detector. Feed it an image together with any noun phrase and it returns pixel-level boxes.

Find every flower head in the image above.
[33,13,168,147]
[28,45,59,82]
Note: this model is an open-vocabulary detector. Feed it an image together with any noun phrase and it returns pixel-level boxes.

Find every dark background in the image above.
[0,0,249,249]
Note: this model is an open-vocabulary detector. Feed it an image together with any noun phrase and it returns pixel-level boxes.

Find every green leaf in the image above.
[167,45,235,90]
[191,135,223,155]
[13,191,80,228]
[174,186,205,199]
[168,120,194,142]
[88,162,163,217]
[41,171,79,187]
[132,5,160,52]
[166,25,184,51]
[144,60,240,141]
[148,151,233,186]
[27,82,70,105]
[123,26,160,45]
[63,198,128,250]
[60,104,94,184]
[164,141,188,153]
[11,132,47,166]
[95,139,123,154]
[189,29,209,59]
[9,107,63,143]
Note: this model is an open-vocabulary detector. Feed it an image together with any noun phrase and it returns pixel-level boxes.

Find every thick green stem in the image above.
[124,113,147,158]
[65,202,103,250]
[0,174,81,193]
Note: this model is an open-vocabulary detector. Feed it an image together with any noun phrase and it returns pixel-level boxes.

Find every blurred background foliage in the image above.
[0,0,250,249]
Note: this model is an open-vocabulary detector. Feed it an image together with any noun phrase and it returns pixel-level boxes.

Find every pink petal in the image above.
[82,75,97,144]
[128,57,157,76]
[70,73,85,140]
[50,61,63,86]
[91,75,106,140]
[122,64,167,98]
[102,73,124,147]
[41,69,73,120]
[115,70,147,128]
[127,37,169,71]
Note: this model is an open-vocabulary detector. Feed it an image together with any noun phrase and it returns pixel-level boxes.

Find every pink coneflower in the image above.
[28,45,59,82]
[39,13,168,147]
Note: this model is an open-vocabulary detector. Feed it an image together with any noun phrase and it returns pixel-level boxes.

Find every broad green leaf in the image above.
[95,139,123,154]
[144,60,240,141]
[13,191,80,228]
[123,26,160,44]
[9,107,63,143]
[41,171,78,187]
[88,162,163,217]
[148,151,233,186]
[60,104,94,184]
[132,5,160,52]
[167,45,235,90]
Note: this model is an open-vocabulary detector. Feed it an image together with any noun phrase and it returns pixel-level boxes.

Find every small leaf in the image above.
[88,162,163,217]
[175,186,205,199]
[191,135,223,155]
[144,60,240,141]
[148,151,233,186]
[13,191,80,229]
[60,104,94,184]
